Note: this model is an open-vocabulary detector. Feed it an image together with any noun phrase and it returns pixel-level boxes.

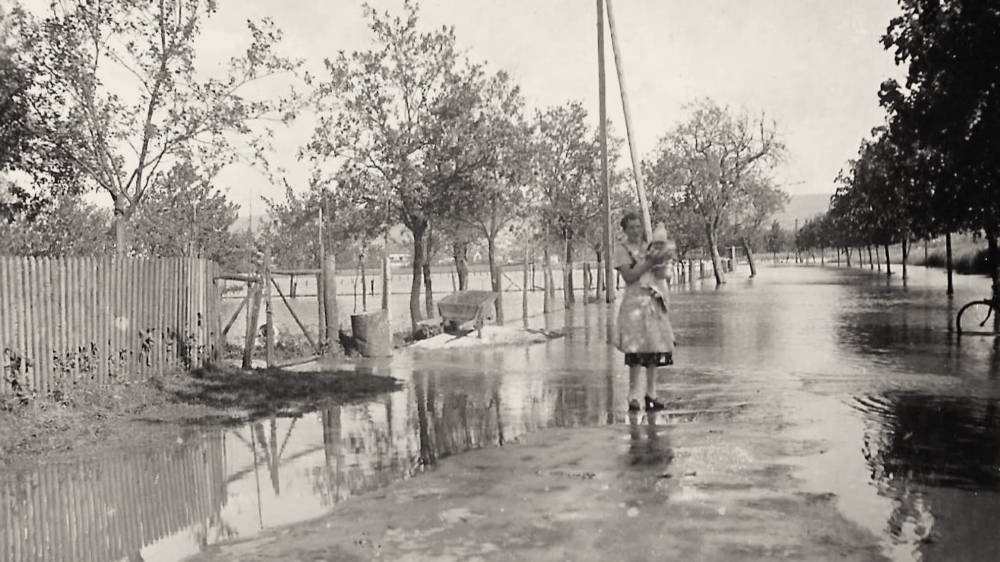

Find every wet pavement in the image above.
[2,264,999,561]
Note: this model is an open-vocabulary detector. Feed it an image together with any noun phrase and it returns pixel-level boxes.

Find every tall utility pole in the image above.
[597,0,615,303]
[606,0,652,240]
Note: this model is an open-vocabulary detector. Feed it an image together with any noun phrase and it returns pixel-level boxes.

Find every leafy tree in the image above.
[832,130,918,275]
[580,149,632,298]
[880,0,1000,288]
[129,162,241,267]
[307,0,475,331]
[726,174,788,276]
[647,99,785,284]
[643,164,704,261]
[532,102,603,305]
[795,214,834,263]
[0,189,111,257]
[1,7,81,195]
[431,69,532,323]
[0,174,47,225]
[258,175,386,272]
[764,220,788,262]
[13,0,302,254]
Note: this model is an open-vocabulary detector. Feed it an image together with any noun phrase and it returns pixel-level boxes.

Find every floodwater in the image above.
[3,264,999,561]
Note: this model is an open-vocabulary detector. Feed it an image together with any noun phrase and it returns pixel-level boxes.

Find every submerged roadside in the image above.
[0,364,401,469]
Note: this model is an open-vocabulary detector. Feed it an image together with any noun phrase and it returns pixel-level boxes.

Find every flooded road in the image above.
[2,264,999,561]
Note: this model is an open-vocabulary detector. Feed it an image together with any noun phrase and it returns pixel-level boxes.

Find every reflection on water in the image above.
[627,411,674,469]
[853,391,1000,561]
[2,264,1000,561]
[855,393,1000,492]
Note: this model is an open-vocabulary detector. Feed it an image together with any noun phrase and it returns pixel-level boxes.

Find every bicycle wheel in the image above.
[956,300,999,335]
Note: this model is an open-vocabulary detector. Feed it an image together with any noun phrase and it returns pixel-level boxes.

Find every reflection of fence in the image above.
[0,257,221,395]
[0,436,226,562]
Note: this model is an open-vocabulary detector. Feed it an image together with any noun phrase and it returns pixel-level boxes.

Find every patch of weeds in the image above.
[171,364,401,420]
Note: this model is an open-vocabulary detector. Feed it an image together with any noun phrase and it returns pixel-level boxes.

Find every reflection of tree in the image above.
[860,392,1000,545]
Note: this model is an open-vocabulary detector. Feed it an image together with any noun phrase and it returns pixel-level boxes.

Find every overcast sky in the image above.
[20,0,905,216]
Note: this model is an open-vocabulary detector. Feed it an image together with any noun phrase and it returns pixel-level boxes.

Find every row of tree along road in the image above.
[6,1,993,335]
[792,1,1000,301]
[0,1,789,335]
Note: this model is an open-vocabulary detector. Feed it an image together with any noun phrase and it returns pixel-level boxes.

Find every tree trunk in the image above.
[884,244,892,275]
[741,237,757,277]
[564,234,575,307]
[706,224,726,284]
[422,260,434,318]
[946,231,954,296]
[987,229,999,333]
[543,235,553,313]
[875,244,881,270]
[522,238,529,321]
[595,249,605,301]
[452,241,469,291]
[360,253,367,311]
[868,246,874,270]
[901,238,909,280]
[820,246,825,265]
[845,247,852,267]
[409,223,427,332]
[423,228,435,317]
[114,197,127,255]
[487,236,504,325]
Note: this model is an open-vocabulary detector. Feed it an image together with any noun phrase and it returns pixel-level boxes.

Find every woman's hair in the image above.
[619,210,641,230]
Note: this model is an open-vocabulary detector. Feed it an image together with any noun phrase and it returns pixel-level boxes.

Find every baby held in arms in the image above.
[645,224,675,309]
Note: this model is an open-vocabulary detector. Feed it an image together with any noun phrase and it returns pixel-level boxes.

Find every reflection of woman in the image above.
[612,212,676,412]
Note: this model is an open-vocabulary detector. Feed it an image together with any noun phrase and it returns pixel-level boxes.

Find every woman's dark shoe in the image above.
[628,399,642,412]
[645,395,666,411]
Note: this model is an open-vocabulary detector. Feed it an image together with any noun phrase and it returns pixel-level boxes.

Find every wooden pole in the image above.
[323,254,338,355]
[317,208,326,344]
[382,239,392,312]
[605,0,652,240]
[597,0,615,303]
[264,251,274,367]
[242,280,260,370]
[522,231,529,321]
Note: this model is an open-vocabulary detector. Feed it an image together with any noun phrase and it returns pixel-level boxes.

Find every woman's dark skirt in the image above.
[624,352,673,368]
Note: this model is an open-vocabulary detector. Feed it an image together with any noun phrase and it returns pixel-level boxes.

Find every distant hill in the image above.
[772,193,832,230]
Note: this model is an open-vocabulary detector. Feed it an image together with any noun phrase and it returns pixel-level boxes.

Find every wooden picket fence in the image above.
[0,256,222,397]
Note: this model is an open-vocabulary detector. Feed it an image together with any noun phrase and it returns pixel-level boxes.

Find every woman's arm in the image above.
[617,251,664,284]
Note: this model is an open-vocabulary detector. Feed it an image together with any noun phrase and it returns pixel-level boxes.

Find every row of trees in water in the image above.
[792,0,1000,297]
[2,1,795,332]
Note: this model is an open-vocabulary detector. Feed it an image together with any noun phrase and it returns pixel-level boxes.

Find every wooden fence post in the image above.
[316,272,326,344]
[323,254,339,355]
[264,250,274,368]
[242,280,261,371]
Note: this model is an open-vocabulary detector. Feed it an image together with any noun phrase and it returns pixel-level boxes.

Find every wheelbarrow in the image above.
[437,290,500,338]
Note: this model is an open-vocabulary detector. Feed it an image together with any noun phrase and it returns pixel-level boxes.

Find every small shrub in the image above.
[918,247,990,275]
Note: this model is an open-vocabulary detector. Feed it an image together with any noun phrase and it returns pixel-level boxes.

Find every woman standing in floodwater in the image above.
[612,211,676,412]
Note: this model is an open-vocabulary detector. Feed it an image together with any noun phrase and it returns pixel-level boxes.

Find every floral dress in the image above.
[612,241,675,367]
